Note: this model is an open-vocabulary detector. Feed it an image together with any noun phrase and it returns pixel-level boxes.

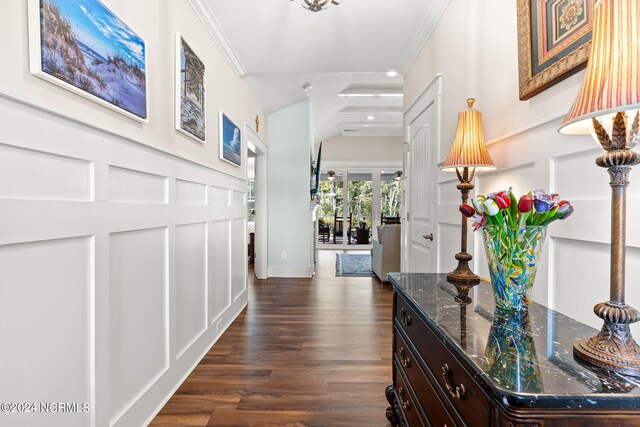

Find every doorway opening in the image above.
[245,126,268,279]
[317,165,403,250]
[247,153,256,268]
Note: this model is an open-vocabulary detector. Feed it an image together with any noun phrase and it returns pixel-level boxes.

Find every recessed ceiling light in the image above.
[386,70,399,77]
[367,115,375,120]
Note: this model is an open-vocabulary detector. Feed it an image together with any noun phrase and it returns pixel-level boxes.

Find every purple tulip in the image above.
[534,199,550,213]
[558,204,574,220]
[533,189,555,213]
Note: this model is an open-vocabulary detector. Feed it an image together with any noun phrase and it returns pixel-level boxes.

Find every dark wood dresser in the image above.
[385,273,640,427]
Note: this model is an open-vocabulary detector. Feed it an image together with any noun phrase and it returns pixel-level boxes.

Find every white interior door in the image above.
[403,76,441,273]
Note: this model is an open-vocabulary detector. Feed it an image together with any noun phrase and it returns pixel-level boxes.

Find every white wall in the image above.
[0,1,264,426]
[0,0,266,174]
[267,100,313,277]
[318,135,404,161]
[405,0,640,335]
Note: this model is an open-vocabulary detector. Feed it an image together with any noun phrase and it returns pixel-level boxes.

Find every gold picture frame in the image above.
[517,0,594,100]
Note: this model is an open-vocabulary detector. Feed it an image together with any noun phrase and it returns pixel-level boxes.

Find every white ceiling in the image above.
[200,0,448,142]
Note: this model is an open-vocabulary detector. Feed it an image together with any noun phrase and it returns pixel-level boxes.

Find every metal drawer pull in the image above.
[441,363,466,400]
[398,347,411,368]
[398,386,410,410]
[399,308,412,326]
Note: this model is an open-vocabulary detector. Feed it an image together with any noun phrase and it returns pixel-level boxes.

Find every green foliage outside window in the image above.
[317,177,402,230]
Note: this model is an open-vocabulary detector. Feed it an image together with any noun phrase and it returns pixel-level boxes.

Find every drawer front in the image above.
[395,327,457,427]
[394,362,426,427]
[395,292,490,427]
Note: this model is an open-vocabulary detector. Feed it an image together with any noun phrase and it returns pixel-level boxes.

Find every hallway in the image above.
[151,250,394,426]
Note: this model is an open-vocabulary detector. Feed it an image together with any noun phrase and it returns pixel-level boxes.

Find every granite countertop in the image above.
[388,272,640,409]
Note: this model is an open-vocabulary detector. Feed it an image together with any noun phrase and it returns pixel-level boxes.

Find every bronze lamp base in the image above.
[574,302,640,377]
[447,251,480,287]
[447,167,481,289]
[572,135,640,376]
[574,314,640,377]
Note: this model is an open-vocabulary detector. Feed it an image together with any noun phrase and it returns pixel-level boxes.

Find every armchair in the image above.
[371,224,401,282]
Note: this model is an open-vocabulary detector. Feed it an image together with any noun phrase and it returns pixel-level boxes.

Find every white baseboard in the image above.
[268,265,314,278]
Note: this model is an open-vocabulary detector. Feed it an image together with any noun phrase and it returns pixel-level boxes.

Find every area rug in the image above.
[335,253,375,277]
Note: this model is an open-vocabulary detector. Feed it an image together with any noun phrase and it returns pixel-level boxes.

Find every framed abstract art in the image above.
[517,0,594,100]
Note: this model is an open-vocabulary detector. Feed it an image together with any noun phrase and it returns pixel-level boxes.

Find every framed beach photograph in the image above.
[516,0,594,100]
[175,33,206,143]
[28,0,148,121]
[219,112,241,167]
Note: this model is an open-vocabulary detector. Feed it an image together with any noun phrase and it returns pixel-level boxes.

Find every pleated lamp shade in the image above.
[559,0,640,135]
[442,99,495,172]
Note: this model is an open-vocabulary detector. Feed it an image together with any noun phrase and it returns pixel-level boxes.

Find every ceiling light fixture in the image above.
[386,70,399,77]
[394,171,403,181]
[303,83,313,92]
[292,0,343,12]
[367,115,375,121]
[327,171,336,181]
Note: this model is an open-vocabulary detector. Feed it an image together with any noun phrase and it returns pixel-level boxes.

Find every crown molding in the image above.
[399,0,451,75]
[187,0,247,77]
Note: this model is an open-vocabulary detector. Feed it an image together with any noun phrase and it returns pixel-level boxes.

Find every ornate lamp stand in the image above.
[447,166,479,287]
[559,0,640,376]
[573,115,640,376]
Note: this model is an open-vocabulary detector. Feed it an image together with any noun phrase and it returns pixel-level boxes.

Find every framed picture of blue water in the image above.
[28,0,148,121]
[219,112,241,167]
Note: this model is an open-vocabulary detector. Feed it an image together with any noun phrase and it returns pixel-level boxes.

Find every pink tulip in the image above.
[495,192,511,209]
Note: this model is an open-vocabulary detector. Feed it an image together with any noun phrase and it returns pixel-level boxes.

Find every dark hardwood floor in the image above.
[150,250,394,427]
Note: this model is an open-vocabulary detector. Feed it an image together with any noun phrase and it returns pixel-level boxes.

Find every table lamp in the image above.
[559,0,640,376]
[442,99,495,287]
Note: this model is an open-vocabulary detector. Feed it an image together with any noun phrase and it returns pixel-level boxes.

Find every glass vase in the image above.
[483,309,542,393]
[482,225,547,312]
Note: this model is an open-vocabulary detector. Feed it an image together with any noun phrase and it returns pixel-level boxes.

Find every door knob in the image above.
[422,233,434,241]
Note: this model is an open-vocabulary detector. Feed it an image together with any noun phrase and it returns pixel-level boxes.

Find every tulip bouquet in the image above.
[459,189,573,311]
[459,189,574,230]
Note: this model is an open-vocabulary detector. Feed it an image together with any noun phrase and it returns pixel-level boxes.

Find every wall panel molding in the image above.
[0,96,247,427]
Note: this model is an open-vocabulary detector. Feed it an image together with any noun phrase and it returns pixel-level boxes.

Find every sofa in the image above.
[371,224,401,282]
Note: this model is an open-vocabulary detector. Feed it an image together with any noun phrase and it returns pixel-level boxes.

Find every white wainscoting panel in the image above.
[0,144,91,201]
[209,220,231,324]
[437,178,460,205]
[210,186,231,205]
[232,190,246,206]
[0,237,91,427]
[0,94,248,427]
[476,163,537,196]
[109,166,168,204]
[231,218,247,301]
[175,223,207,359]
[109,228,169,424]
[553,238,640,337]
[176,179,207,205]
